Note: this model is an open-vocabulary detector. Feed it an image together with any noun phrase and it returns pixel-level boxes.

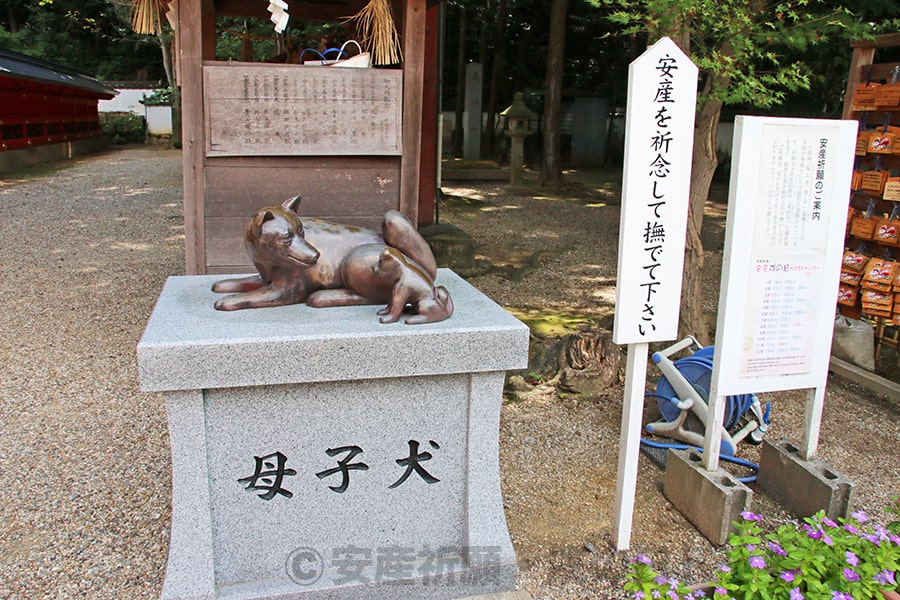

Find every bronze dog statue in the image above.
[211,196,449,321]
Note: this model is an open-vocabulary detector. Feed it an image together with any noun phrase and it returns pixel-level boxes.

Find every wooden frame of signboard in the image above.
[173,0,430,275]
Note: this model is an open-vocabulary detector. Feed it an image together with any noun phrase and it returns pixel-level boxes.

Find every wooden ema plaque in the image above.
[203,63,403,157]
[883,178,900,201]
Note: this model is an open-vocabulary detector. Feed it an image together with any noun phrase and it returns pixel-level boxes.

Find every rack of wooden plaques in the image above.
[839,33,900,361]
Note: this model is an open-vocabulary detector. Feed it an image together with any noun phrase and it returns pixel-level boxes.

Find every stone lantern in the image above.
[500,92,537,186]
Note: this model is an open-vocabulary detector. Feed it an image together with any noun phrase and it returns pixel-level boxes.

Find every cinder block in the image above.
[663,448,753,546]
[756,438,854,520]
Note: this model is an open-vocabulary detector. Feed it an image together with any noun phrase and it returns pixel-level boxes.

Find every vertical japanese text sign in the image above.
[614,37,698,345]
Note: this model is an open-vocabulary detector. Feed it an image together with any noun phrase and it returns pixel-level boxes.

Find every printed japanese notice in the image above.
[712,116,856,396]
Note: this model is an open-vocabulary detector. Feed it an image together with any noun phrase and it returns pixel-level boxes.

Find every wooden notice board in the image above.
[203,63,403,157]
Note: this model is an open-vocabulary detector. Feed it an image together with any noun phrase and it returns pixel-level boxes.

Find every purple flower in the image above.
[666,590,678,600]
[845,551,858,567]
[790,588,804,600]
[822,517,838,527]
[873,570,897,586]
[745,544,756,552]
[654,574,668,585]
[632,592,645,599]
[780,571,796,582]
[852,510,869,523]
[749,556,766,569]
[844,523,859,534]
[863,533,880,545]
[715,587,727,596]
[807,528,823,541]
[632,553,652,565]
[843,568,860,582]
[768,541,787,556]
[651,591,661,599]
[718,565,731,573]
[831,593,852,600]
[822,533,834,546]
[740,511,763,522]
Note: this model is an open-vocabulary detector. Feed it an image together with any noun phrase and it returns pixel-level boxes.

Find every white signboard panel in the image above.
[711,116,856,397]
[614,37,697,345]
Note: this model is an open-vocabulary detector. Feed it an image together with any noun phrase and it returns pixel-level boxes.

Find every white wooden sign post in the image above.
[704,116,857,471]
[612,37,697,550]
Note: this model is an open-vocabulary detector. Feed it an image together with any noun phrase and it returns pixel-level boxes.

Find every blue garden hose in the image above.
[653,346,759,431]
[643,343,769,482]
[639,437,759,483]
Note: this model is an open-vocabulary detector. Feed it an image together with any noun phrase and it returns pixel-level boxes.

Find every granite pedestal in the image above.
[137,271,529,600]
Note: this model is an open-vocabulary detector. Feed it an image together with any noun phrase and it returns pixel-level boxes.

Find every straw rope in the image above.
[344,0,401,66]
[131,0,170,34]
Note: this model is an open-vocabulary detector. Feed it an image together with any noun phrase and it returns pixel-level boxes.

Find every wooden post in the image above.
[612,343,648,550]
[178,0,207,275]
[400,0,426,226]
[417,2,440,226]
[801,387,825,460]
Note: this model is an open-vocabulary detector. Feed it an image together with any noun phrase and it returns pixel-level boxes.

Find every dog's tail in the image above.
[382,210,437,281]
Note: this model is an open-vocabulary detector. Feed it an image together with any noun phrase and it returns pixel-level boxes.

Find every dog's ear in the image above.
[282,195,302,213]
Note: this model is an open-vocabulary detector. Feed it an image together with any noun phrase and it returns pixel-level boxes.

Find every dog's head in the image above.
[372,246,402,279]
[245,195,320,268]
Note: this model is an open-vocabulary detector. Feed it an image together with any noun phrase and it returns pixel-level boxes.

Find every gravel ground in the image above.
[0,147,896,599]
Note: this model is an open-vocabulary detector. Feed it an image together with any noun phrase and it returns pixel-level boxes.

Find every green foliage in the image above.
[99,112,145,144]
[1,0,165,81]
[625,506,900,599]
[214,17,349,63]
[888,495,900,536]
[598,0,875,112]
[141,88,172,106]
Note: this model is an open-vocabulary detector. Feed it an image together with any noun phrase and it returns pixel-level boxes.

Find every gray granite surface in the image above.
[138,270,529,392]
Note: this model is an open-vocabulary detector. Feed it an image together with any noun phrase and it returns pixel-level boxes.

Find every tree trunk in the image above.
[537,0,569,190]
[157,27,182,149]
[678,74,728,345]
[6,0,19,34]
[484,0,507,160]
[452,3,467,158]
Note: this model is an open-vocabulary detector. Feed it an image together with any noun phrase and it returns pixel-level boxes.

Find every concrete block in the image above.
[756,438,854,520]
[138,272,529,599]
[663,448,752,546]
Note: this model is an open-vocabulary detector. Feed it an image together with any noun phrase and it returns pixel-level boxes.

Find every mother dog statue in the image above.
[211,196,452,323]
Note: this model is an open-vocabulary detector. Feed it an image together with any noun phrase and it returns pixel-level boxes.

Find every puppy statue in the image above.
[372,247,454,325]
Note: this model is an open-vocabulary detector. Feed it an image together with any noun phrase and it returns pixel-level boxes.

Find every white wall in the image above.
[145,105,173,136]
[98,88,156,115]
[98,88,172,137]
